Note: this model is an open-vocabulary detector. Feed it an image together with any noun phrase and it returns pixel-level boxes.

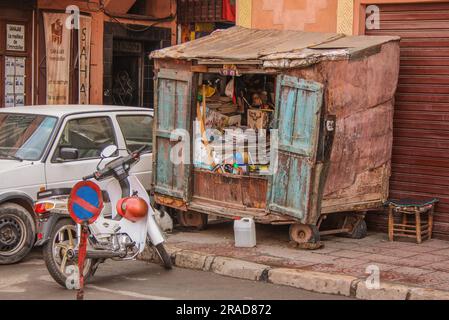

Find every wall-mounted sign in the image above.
[220,64,240,77]
[113,41,142,54]
[4,56,26,107]
[6,24,26,51]
[43,12,71,105]
[79,15,92,105]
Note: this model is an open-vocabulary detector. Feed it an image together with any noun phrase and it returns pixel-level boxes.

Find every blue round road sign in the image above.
[68,181,103,224]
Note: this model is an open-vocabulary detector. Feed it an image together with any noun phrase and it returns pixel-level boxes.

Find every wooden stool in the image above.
[387,199,438,244]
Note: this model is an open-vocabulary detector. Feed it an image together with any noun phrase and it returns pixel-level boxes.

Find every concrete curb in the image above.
[268,268,356,297]
[139,244,449,300]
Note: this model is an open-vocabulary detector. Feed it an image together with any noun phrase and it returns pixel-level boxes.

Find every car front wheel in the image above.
[0,203,35,265]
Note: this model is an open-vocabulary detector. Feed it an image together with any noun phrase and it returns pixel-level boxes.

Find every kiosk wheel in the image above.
[177,211,208,230]
[289,223,320,244]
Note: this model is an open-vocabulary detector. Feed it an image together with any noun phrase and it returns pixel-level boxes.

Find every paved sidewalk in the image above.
[150,220,449,299]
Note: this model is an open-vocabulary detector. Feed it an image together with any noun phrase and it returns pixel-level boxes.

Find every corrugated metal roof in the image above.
[150,26,400,69]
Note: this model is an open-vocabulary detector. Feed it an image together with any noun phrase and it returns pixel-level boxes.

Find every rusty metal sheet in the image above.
[281,40,399,217]
[150,26,399,69]
[151,27,341,61]
[311,35,400,56]
[154,194,188,212]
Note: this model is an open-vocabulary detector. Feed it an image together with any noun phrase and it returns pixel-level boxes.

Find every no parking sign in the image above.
[68,181,103,225]
[68,180,103,300]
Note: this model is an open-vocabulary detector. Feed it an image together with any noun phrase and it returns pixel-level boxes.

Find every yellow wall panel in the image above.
[337,0,354,35]
[237,0,252,28]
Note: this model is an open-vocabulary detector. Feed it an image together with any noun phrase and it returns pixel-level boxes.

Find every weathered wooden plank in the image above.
[155,138,172,189]
[267,75,323,221]
[157,78,175,131]
[154,69,193,201]
[278,87,297,149]
[269,154,289,208]
[277,75,323,156]
[292,88,322,156]
[192,170,269,209]
[285,156,310,216]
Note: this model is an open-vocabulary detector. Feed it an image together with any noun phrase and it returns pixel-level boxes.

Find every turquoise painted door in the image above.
[267,75,324,221]
[153,69,193,200]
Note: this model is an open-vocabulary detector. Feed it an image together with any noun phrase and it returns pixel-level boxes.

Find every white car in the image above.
[0,105,153,264]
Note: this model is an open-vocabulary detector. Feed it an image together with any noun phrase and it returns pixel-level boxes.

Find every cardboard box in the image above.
[248,109,272,130]
[206,109,241,130]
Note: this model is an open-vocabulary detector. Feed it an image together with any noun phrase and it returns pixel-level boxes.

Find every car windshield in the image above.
[0,113,58,161]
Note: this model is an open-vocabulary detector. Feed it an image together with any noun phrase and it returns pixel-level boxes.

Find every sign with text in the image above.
[4,56,26,107]
[6,24,25,51]
[79,15,91,104]
[43,12,71,105]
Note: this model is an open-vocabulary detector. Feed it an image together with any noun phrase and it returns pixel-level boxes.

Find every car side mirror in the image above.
[60,147,79,161]
[101,145,118,159]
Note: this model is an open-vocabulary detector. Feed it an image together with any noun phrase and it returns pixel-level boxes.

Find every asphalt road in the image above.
[0,248,351,300]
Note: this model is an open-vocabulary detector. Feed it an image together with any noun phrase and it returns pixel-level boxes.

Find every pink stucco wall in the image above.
[251,0,338,32]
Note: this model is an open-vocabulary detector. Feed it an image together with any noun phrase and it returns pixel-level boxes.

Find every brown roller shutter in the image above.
[365,2,449,239]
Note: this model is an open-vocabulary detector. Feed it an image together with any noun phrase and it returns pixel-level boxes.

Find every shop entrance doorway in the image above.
[103,22,172,109]
[112,52,141,107]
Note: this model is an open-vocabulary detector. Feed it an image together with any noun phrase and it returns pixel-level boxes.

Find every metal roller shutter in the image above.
[365,2,449,239]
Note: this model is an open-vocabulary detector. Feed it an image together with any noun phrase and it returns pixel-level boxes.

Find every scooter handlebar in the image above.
[82,173,96,181]
[134,144,147,155]
[83,144,149,181]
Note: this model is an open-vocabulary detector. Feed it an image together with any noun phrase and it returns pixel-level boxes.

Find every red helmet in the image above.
[116,196,148,222]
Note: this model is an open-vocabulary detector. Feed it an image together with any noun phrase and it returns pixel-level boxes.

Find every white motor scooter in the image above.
[36,145,172,289]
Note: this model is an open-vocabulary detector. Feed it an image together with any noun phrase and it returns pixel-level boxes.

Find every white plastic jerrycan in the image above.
[234,217,257,248]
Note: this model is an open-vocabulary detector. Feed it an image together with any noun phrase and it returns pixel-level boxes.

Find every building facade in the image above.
[236,0,449,239]
[0,1,238,108]
[0,0,177,108]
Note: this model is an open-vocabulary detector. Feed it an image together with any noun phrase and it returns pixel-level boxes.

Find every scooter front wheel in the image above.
[43,219,96,288]
[153,243,172,270]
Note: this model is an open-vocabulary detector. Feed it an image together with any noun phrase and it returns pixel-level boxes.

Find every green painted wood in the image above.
[267,75,324,221]
[153,69,193,200]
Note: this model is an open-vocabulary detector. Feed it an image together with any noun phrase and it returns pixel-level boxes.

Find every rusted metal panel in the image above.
[283,41,399,216]
[151,27,343,62]
[150,26,398,69]
[365,2,449,239]
[154,194,188,211]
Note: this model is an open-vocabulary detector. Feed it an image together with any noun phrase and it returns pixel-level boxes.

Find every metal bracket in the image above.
[326,119,335,132]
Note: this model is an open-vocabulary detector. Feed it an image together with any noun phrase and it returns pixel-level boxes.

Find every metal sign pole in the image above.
[76,222,89,300]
